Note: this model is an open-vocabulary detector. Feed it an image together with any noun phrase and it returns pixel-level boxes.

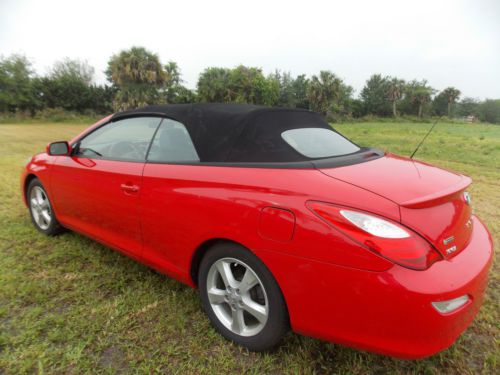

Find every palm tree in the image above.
[387,78,405,117]
[106,47,166,110]
[442,87,461,118]
[406,80,435,118]
[308,71,342,116]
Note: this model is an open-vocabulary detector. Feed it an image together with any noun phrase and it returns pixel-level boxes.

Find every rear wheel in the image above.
[27,178,63,236]
[198,243,288,351]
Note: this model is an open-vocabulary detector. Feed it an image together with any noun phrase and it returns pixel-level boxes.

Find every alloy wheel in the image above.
[206,257,269,337]
[30,186,52,230]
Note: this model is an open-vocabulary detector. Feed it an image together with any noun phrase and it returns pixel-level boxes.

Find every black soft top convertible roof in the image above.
[112,103,382,167]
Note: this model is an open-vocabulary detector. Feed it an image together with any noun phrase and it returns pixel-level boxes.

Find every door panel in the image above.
[51,157,144,256]
[49,116,162,257]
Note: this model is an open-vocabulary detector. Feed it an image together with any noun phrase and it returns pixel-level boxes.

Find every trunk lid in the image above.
[319,154,473,259]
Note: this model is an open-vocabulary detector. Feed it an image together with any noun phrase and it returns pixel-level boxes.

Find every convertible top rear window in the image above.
[282,128,360,158]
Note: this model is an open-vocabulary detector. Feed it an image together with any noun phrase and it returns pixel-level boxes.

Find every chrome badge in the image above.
[446,245,457,255]
[463,191,471,205]
[443,236,455,245]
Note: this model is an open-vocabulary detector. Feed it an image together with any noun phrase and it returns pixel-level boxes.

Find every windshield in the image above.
[281,128,360,158]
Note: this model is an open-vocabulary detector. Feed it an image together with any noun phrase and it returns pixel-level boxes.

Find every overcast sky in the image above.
[1,0,499,99]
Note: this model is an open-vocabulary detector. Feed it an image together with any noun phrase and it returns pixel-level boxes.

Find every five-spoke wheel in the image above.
[27,178,63,235]
[199,243,288,351]
[30,185,52,230]
[206,257,269,337]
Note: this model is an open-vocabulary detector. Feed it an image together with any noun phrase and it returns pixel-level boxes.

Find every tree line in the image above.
[1,47,499,123]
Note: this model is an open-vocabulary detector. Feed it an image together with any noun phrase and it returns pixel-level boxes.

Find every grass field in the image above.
[0,121,498,374]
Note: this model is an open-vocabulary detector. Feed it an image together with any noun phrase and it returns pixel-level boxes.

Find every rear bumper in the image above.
[256,215,493,359]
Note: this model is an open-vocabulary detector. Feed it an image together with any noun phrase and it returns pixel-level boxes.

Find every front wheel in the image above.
[27,178,63,236]
[198,243,288,351]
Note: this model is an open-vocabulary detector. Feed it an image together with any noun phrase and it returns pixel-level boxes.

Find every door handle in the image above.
[120,183,140,193]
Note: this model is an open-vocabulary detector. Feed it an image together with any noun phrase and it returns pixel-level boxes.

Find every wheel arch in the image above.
[189,237,290,316]
[190,238,245,286]
[23,173,39,204]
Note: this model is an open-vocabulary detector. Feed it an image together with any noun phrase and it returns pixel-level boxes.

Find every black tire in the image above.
[27,178,64,236]
[198,242,289,351]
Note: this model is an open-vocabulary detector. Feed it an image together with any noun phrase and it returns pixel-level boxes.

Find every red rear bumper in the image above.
[256,215,493,358]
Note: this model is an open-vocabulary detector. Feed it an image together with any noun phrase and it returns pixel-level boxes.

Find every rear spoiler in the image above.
[400,176,471,208]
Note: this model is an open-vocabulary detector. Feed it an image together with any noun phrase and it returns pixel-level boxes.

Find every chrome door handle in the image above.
[120,183,140,193]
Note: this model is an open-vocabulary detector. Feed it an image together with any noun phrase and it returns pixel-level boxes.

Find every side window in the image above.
[147,119,200,163]
[75,117,162,161]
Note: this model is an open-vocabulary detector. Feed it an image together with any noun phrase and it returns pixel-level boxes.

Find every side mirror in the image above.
[47,141,71,156]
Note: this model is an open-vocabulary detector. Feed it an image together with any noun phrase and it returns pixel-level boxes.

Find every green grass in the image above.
[0,121,498,374]
[0,112,101,125]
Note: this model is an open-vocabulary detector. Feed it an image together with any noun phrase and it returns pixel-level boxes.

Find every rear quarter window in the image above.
[281,128,360,158]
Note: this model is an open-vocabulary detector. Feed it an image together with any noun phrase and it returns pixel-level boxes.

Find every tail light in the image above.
[307,202,442,270]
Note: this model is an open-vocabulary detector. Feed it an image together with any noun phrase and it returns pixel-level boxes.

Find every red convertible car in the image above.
[21,104,493,358]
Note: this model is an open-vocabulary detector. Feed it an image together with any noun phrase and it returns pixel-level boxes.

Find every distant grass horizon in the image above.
[0,121,498,374]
